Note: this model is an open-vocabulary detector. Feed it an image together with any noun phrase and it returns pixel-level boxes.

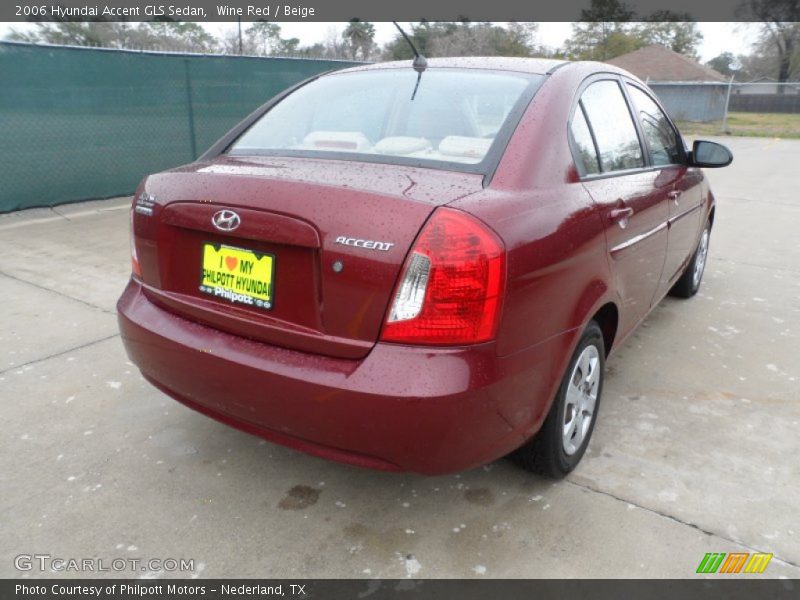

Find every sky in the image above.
[0,22,761,62]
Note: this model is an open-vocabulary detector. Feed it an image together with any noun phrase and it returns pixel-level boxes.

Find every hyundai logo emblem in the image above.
[212,209,241,232]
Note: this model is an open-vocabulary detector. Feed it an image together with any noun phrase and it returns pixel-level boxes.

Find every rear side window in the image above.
[579,80,644,173]
[570,105,601,175]
[626,84,682,166]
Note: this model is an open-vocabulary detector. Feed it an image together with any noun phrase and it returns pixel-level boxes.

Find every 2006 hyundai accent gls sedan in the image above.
[118,57,732,477]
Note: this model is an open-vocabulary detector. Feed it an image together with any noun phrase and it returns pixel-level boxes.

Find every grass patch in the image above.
[676,112,800,139]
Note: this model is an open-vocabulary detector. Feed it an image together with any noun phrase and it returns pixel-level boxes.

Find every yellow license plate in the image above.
[199,243,275,310]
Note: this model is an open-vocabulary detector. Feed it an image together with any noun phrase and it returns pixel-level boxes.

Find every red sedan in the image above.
[118,57,732,477]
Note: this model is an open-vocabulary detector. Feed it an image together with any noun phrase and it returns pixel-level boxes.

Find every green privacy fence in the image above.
[0,42,360,212]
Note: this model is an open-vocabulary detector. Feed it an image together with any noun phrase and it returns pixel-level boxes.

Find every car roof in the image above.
[336,56,570,76]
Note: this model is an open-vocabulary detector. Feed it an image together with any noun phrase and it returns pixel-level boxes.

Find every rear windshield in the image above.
[228,68,542,172]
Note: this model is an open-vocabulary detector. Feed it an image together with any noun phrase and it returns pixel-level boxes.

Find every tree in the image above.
[579,0,635,21]
[138,22,218,53]
[564,24,642,60]
[290,43,326,59]
[737,50,778,81]
[220,27,246,55]
[319,25,351,60]
[276,37,301,56]
[7,22,135,48]
[431,22,540,57]
[706,52,740,78]
[739,31,800,83]
[743,0,800,84]
[342,20,376,61]
[244,22,282,56]
[382,21,541,60]
[506,23,542,55]
[564,0,639,60]
[563,2,703,60]
[218,23,300,57]
[267,26,353,60]
[382,22,461,60]
[632,17,703,57]
[7,21,219,53]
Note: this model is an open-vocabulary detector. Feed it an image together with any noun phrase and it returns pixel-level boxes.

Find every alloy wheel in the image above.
[562,344,601,456]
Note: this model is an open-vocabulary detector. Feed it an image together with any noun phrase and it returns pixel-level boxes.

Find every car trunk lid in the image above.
[132,155,483,359]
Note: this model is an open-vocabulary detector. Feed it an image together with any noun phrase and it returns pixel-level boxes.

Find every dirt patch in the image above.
[278,485,321,510]
[464,488,495,506]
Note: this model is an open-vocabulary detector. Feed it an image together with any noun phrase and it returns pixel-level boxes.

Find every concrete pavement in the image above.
[1,137,798,578]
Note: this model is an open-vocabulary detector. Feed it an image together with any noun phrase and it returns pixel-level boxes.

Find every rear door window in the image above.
[579,80,644,173]
[570,104,601,175]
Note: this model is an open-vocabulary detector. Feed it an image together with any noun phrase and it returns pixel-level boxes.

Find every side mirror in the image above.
[689,140,733,168]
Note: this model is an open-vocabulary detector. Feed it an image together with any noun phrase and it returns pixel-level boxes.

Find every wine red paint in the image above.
[118,58,730,475]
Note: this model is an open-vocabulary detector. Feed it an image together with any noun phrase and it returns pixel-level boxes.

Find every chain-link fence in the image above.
[728,82,800,113]
[648,80,800,125]
[647,82,730,122]
[0,42,360,212]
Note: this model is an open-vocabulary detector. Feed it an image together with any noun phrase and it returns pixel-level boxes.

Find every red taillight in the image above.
[130,209,142,278]
[380,208,505,345]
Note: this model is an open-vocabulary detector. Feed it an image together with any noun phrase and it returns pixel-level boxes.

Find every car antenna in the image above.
[392,21,427,100]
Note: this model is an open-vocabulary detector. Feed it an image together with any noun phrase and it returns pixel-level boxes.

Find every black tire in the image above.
[513,321,605,478]
[670,220,711,298]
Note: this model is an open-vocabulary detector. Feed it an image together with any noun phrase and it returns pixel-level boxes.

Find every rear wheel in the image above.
[514,321,605,478]
[670,221,711,298]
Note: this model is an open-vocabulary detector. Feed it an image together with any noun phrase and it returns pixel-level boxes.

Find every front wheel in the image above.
[513,321,605,478]
[670,221,711,298]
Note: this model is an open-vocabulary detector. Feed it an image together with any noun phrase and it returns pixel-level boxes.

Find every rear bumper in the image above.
[117,278,562,474]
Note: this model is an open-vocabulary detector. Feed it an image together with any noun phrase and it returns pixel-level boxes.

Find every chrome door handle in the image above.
[667,190,682,204]
[609,207,633,220]
[609,207,633,229]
